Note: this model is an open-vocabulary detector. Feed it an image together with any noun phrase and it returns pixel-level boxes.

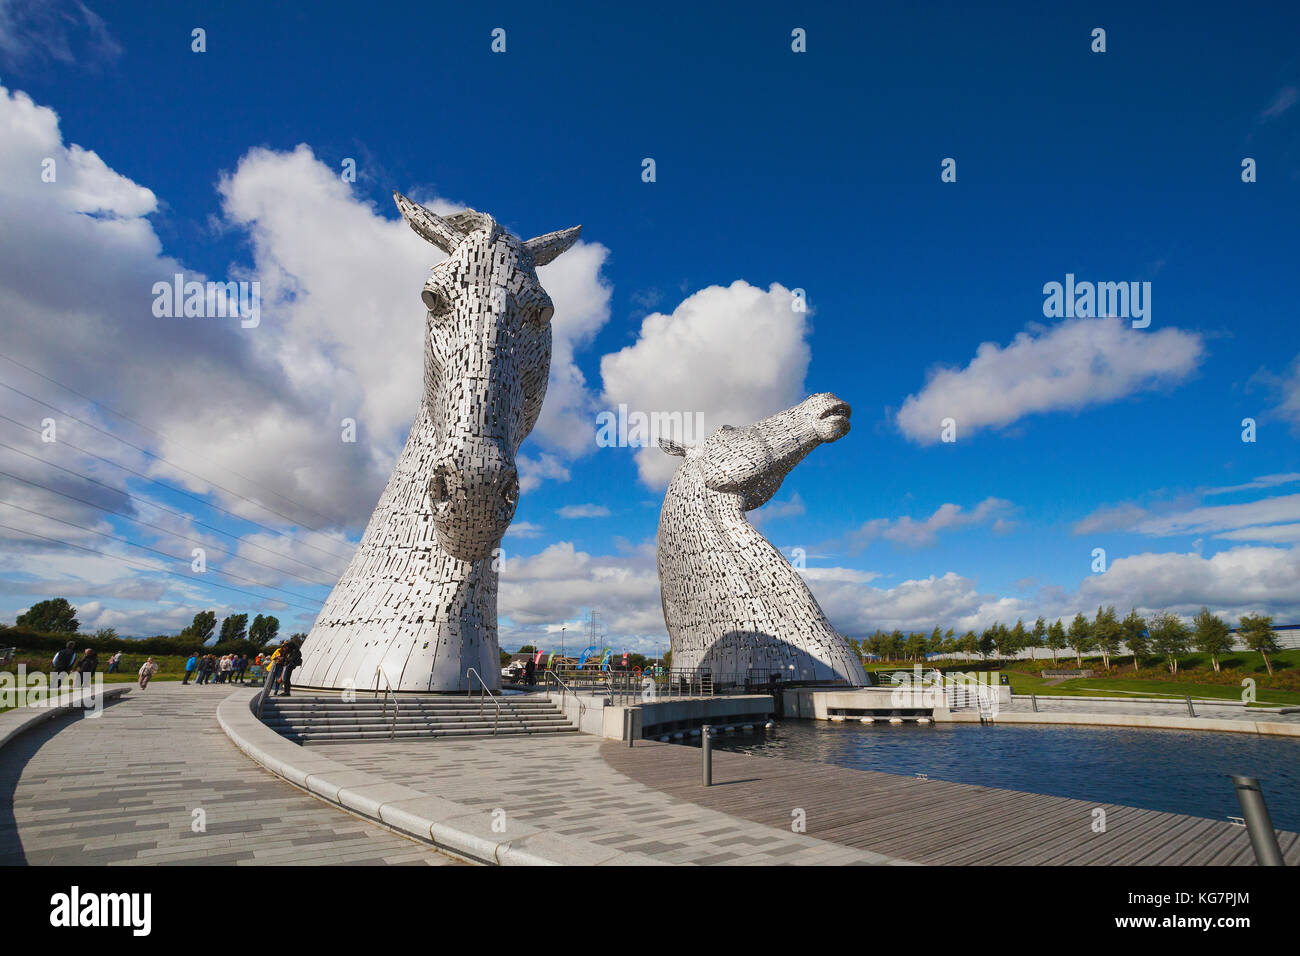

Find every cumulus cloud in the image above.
[0,86,612,634]
[497,541,665,651]
[845,497,1014,552]
[600,281,812,488]
[895,317,1204,444]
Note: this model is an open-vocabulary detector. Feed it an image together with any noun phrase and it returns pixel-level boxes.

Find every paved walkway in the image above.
[324,735,909,864]
[0,683,462,866]
[602,740,1300,865]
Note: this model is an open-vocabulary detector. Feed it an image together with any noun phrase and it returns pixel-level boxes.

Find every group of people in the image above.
[180,639,304,697]
[182,652,251,686]
[48,642,130,686]
[43,638,306,694]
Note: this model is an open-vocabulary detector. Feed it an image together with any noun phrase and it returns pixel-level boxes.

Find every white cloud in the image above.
[497,541,665,652]
[1133,494,1300,537]
[895,317,1204,444]
[1075,546,1300,619]
[1205,473,1300,496]
[0,86,612,636]
[600,281,812,488]
[1214,523,1300,543]
[556,503,610,519]
[846,497,1014,551]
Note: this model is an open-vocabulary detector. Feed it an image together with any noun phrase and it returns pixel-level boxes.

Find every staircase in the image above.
[261,694,579,744]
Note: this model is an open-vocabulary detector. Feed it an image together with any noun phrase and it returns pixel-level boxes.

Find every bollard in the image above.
[1031,694,1038,713]
[702,724,712,786]
[1185,695,1196,718]
[1232,776,1284,866]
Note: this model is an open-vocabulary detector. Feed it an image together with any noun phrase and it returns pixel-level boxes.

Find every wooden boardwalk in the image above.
[601,740,1300,865]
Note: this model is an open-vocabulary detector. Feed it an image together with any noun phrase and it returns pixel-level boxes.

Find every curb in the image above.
[949,710,1300,736]
[216,689,670,866]
[0,684,132,749]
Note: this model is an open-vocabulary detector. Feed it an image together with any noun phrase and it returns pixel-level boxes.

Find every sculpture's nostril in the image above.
[501,470,519,509]
[429,469,450,506]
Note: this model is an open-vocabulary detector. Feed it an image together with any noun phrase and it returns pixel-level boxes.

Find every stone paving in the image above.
[0,683,463,866]
[324,734,910,865]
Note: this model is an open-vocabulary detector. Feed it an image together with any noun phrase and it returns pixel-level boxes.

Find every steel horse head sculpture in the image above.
[656,393,869,686]
[295,193,581,692]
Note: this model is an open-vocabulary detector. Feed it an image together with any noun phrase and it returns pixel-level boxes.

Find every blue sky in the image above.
[0,0,1298,651]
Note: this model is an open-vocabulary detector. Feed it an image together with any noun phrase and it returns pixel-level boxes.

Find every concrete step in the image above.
[260,694,577,742]
[293,725,582,743]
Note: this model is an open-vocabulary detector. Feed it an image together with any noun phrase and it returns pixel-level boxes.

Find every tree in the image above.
[518,644,537,654]
[16,598,79,634]
[182,610,216,645]
[248,614,280,645]
[977,626,997,661]
[1092,605,1121,671]
[93,626,118,641]
[1238,613,1281,677]
[219,613,249,643]
[1066,613,1092,667]
[1149,611,1191,674]
[1045,619,1066,665]
[1006,619,1027,660]
[958,631,978,663]
[1192,607,1232,673]
[886,630,905,662]
[904,632,927,662]
[1030,617,1047,659]
[1121,608,1148,672]
[927,627,945,658]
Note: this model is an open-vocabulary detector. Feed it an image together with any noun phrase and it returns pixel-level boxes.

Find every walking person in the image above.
[182,652,198,685]
[50,640,76,689]
[106,651,123,674]
[524,656,536,687]
[138,657,158,689]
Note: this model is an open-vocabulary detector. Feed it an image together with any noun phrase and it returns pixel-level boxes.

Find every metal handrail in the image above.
[373,666,399,739]
[465,667,501,736]
[543,669,588,721]
[256,663,275,718]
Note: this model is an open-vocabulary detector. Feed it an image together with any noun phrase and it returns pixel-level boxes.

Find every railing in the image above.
[256,663,276,718]
[373,666,399,739]
[543,669,588,722]
[465,667,501,736]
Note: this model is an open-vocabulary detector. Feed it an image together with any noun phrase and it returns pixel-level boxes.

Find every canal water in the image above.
[707,720,1300,831]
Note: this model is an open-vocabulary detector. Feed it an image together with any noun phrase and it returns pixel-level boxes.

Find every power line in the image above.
[0,417,349,575]
[0,347,342,528]
[0,521,323,613]
[0,484,336,592]
[0,451,345,581]
[0,374,355,561]
[0,498,324,607]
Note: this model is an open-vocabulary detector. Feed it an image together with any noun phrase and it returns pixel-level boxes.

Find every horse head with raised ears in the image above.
[393,192,581,561]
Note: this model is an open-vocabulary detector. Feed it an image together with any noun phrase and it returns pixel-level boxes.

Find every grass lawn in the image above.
[868,650,1300,708]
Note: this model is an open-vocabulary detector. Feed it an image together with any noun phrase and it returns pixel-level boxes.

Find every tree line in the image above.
[852,606,1285,676]
[5,598,300,659]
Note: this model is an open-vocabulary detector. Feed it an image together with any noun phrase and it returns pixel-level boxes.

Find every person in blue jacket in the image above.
[182,652,199,685]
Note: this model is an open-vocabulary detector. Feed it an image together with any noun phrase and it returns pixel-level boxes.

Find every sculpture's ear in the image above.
[393,191,464,254]
[524,225,582,265]
[659,438,687,457]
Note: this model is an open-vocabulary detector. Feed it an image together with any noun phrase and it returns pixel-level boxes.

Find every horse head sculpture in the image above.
[394,192,580,559]
[293,194,581,692]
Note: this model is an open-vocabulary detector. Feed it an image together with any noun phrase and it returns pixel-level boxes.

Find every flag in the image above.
[577,645,597,669]
[534,648,544,666]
